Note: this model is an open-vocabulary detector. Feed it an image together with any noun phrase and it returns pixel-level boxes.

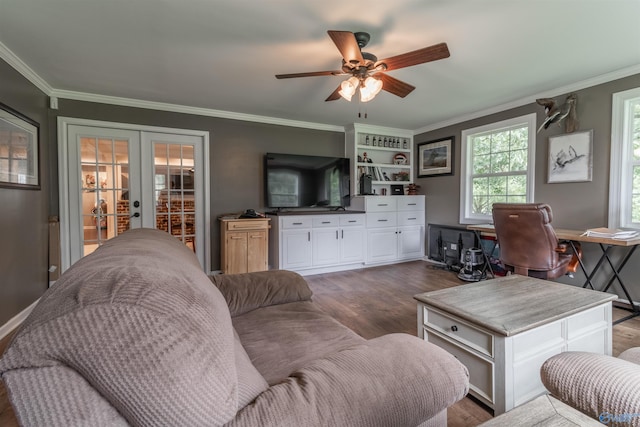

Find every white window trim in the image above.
[460,113,537,224]
[609,87,640,229]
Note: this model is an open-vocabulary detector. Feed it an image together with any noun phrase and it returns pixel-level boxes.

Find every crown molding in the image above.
[0,41,52,96]
[49,89,344,132]
[413,63,640,135]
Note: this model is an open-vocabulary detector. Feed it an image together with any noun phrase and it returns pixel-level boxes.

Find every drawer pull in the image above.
[378,203,388,206]
[348,220,357,223]
[378,219,388,222]
[408,217,417,220]
[322,221,331,224]
[451,325,458,332]
[408,203,417,206]
[292,222,303,225]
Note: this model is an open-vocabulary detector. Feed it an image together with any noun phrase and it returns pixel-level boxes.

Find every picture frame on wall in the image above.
[0,102,40,190]
[417,136,455,177]
[547,130,593,183]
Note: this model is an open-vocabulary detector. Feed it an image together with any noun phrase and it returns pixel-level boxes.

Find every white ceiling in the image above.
[1,0,640,132]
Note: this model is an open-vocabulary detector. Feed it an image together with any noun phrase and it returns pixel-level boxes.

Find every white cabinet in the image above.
[345,124,414,197]
[350,195,425,265]
[270,213,366,275]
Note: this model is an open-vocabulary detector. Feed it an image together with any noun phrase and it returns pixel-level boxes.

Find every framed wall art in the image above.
[0,102,40,189]
[417,136,455,177]
[547,130,593,183]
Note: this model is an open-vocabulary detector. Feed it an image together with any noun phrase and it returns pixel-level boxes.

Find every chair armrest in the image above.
[541,351,640,422]
[210,270,313,316]
[228,334,469,427]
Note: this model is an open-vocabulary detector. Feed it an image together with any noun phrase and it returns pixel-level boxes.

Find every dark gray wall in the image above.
[416,72,640,301]
[0,60,51,325]
[54,99,345,272]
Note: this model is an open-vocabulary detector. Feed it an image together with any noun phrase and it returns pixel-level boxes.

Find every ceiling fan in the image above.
[275,30,450,103]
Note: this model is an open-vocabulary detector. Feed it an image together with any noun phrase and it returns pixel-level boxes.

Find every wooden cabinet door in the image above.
[226,231,248,274]
[247,229,268,272]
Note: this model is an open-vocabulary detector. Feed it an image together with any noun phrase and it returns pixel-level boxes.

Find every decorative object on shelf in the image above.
[383,171,391,181]
[390,185,404,195]
[393,171,410,181]
[0,102,40,189]
[407,183,420,195]
[417,136,455,177]
[547,130,593,183]
[393,152,408,165]
[536,93,578,134]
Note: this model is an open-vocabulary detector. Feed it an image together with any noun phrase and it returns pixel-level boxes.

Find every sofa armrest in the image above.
[541,351,640,423]
[210,270,313,316]
[228,333,469,427]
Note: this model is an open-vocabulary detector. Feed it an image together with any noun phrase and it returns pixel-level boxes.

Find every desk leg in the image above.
[474,230,494,279]
[597,244,640,324]
[569,241,594,289]
[580,244,611,290]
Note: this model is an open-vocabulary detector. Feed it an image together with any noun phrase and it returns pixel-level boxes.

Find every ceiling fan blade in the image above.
[378,73,415,98]
[276,70,343,79]
[327,30,364,66]
[325,85,342,102]
[376,42,450,72]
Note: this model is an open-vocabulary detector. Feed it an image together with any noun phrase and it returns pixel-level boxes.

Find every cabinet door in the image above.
[367,228,398,263]
[281,229,313,270]
[247,229,268,272]
[398,225,424,259]
[312,228,340,266]
[341,226,365,263]
[226,231,248,274]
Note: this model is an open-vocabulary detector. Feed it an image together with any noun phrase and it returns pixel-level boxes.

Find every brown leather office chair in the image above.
[492,203,579,280]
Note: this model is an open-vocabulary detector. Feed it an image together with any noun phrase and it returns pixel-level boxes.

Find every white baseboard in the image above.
[0,299,39,340]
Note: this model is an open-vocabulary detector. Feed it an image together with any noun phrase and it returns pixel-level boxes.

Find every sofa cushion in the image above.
[211,270,313,317]
[232,301,364,385]
[0,228,239,426]
[233,328,269,408]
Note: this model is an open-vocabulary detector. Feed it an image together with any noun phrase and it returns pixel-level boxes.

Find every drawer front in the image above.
[397,211,425,226]
[281,217,312,229]
[365,196,397,212]
[425,307,494,358]
[427,330,495,406]
[396,195,425,211]
[312,216,339,227]
[226,219,269,231]
[339,214,365,227]
[366,212,397,228]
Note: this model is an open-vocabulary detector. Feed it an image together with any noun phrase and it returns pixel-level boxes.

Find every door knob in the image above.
[130,212,140,218]
[133,201,140,208]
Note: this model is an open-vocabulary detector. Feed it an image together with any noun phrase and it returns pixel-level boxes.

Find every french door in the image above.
[58,118,210,273]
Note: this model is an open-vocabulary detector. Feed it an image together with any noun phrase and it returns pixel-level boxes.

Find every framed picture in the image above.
[417,136,455,177]
[547,130,593,183]
[0,102,40,189]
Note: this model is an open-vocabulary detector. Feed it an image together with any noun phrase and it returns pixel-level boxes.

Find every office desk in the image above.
[468,224,640,324]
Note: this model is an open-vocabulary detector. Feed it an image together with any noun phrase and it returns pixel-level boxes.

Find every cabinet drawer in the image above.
[339,214,365,227]
[225,219,269,231]
[281,217,312,229]
[365,196,397,212]
[366,212,397,228]
[397,196,425,211]
[425,307,493,358]
[397,211,425,226]
[427,331,494,405]
[312,216,339,227]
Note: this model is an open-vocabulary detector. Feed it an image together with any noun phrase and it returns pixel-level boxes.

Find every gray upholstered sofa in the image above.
[0,228,469,426]
[540,349,640,426]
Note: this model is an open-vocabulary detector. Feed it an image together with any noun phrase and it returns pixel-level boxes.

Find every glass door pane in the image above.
[153,142,196,252]
[80,137,130,256]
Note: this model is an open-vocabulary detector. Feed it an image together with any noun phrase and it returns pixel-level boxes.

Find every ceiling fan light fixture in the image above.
[339,76,360,101]
[360,76,383,102]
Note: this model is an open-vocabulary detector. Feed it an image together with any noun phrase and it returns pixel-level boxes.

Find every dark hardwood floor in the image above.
[1,261,638,427]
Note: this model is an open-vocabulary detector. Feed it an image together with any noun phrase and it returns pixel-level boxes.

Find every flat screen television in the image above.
[264,152,351,209]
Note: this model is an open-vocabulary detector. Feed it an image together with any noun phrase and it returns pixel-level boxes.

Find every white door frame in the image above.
[57,117,211,274]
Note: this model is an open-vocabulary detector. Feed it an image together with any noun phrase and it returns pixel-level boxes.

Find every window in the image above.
[609,87,640,229]
[460,113,536,223]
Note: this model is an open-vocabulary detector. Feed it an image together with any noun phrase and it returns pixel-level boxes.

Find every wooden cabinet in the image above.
[220,218,270,274]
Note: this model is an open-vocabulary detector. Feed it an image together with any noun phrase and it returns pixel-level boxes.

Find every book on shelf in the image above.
[581,227,639,239]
